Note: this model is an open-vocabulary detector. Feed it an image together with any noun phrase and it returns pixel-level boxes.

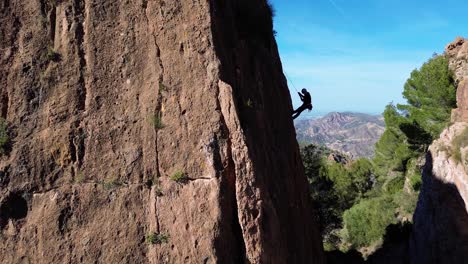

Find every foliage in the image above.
[45,47,61,63]
[373,105,414,176]
[158,82,166,92]
[102,177,122,190]
[75,171,85,184]
[342,196,397,247]
[155,187,163,197]
[393,191,418,218]
[398,55,456,138]
[170,171,188,183]
[0,118,8,155]
[451,127,468,163]
[409,174,422,191]
[320,159,374,203]
[374,56,455,178]
[145,232,169,245]
[301,54,456,253]
[384,176,405,195]
[301,145,374,248]
[301,145,341,236]
[150,112,164,129]
[245,98,253,108]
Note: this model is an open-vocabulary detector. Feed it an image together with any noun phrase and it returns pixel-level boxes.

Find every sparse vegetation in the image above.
[150,112,164,129]
[0,118,8,155]
[102,177,122,190]
[155,187,163,197]
[159,82,166,92]
[45,47,61,63]
[451,127,468,163]
[245,98,253,108]
[145,232,169,245]
[75,171,85,184]
[409,174,422,191]
[170,171,188,183]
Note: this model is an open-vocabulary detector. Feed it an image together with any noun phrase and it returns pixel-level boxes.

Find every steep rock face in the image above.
[447,36,468,122]
[0,0,324,263]
[410,37,468,264]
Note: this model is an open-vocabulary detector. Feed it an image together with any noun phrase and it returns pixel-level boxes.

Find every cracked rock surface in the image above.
[0,0,324,263]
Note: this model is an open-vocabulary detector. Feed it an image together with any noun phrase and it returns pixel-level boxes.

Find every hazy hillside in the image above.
[295,112,385,158]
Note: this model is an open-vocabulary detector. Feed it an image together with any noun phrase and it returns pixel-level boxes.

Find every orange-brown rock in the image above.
[0,0,324,263]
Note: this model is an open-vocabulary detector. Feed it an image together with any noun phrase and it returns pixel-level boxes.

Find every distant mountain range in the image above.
[295,112,385,159]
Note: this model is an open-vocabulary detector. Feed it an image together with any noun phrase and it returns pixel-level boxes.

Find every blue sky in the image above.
[271,0,468,117]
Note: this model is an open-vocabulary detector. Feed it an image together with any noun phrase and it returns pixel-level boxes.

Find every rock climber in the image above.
[292,88,313,119]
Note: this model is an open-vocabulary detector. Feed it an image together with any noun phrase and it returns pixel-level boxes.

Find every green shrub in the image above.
[385,176,405,194]
[102,177,122,190]
[393,191,418,217]
[145,232,169,245]
[155,187,163,197]
[170,171,188,183]
[75,171,85,184]
[0,118,8,155]
[342,196,397,247]
[399,55,456,138]
[46,47,61,62]
[150,112,164,129]
[244,98,253,108]
[158,82,166,92]
[409,174,422,191]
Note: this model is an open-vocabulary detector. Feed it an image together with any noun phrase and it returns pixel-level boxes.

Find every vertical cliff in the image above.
[410,37,468,264]
[0,0,324,263]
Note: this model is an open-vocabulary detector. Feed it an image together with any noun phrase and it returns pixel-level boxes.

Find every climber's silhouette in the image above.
[292,88,313,119]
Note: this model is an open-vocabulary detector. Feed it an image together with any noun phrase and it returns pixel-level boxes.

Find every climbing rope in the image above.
[284,71,299,93]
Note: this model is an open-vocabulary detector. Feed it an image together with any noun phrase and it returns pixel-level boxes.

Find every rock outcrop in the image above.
[0,0,324,263]
[446,36,468,122]
[410,37,468,264]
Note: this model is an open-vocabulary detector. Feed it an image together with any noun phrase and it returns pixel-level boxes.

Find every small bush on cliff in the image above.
[150,112,164,130]
[146,232,169,245]
[45,47,61,63]
[75,171,85,184]
[154,187,163,197]
[409,174,422,191]
[102,177,122,190]
[451,127,468,163]
[158,82,166,93]
[0,118,9,155]
[170,171,188,183]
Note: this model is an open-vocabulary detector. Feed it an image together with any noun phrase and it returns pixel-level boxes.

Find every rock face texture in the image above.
[410,37,468,264]
[447,36,468,122]
[0,0,324,263]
